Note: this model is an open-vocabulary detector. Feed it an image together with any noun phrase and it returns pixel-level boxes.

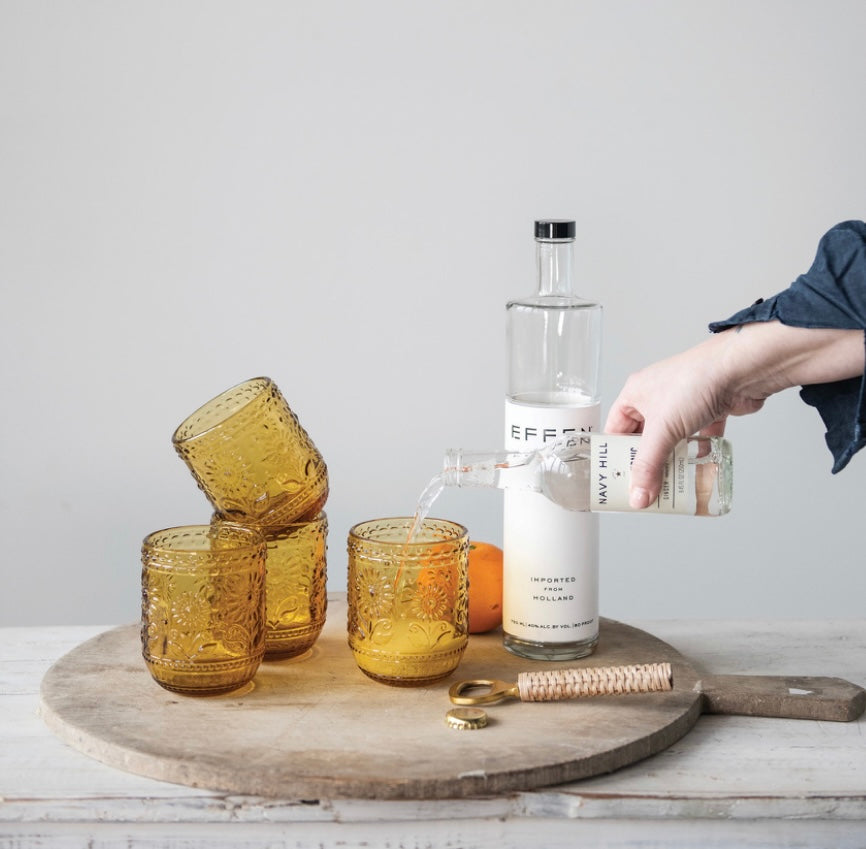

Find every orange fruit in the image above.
[415,543,459,593]
[467,541,503,634]
[415,564,457,604]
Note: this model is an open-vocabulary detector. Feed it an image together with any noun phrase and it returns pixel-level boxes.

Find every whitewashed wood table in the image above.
[2,604,865,848]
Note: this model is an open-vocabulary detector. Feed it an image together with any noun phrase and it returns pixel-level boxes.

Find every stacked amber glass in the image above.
[141,377,329,694]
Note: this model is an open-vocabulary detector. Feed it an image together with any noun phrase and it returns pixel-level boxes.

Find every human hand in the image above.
[603,333,751,509]
[605,322,865,508]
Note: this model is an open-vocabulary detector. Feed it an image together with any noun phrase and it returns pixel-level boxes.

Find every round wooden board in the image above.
[40,599,703,800]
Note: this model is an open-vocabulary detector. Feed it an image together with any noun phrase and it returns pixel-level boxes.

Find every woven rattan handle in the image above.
[517,662,673,702]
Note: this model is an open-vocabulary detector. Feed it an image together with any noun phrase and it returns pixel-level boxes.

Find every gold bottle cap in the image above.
[445,707,488,730]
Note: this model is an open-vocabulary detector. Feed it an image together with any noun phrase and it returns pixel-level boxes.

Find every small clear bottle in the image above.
[444,434,733,517]
[504,219,602,661]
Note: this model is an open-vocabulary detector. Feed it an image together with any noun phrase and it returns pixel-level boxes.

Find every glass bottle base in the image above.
[502,631,598,661]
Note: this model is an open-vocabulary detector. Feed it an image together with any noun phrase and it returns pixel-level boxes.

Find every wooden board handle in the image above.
[698,675,866,722]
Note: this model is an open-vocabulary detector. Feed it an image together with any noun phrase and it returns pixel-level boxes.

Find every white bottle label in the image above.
[589,434,696,514]
[503,398,599,645]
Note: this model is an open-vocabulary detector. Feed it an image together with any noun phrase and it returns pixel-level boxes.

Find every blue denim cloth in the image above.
[708,221,866,473]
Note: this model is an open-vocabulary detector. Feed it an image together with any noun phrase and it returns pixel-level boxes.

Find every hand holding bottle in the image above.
[445,433,732,516]
[605,321,865,509]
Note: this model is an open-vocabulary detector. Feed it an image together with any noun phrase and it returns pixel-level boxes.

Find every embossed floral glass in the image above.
[347,518,469,687]
[141,523,267,695]
[172,377,329,530]
[262,513,328,659]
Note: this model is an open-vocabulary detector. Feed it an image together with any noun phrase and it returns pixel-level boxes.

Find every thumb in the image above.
[627,428,680,509]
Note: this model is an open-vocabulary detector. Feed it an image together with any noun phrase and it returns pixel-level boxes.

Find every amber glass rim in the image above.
[348,517,468,548]
[263,512,328,541]
[213,510,327,530]
[171,376,273,445]
[142,523,266,555]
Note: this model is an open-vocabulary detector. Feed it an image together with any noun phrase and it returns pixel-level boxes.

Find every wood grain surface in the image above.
[11,618,866,849]
[39,600,703,799]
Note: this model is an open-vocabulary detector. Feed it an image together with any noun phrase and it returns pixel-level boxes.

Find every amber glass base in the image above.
[350,638,468,687]
[144,653,264,695]
[265,620,325,660]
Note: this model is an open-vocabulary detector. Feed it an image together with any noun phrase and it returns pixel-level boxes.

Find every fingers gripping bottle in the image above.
[504,220,602,660]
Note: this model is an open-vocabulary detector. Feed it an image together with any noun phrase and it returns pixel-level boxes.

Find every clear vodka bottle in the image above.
[445,434,733,517]
[503,220,602,661]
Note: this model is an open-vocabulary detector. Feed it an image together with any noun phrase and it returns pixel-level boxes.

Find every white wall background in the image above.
[2,0,865,626]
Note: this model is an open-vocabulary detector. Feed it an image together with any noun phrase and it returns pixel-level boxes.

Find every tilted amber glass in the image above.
[141,523,266,694]
[262,513,328,659]
[172,377,329,530]
[347,518,469,687]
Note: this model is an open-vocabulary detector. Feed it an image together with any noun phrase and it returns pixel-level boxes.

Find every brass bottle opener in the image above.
[449,661,673,706]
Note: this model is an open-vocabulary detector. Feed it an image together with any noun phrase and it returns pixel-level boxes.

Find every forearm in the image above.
[716,321,865,405]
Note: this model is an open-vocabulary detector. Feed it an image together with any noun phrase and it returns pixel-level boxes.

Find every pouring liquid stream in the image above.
[407,473,448,542]
[395,460,511,586]
[393,474,445,588]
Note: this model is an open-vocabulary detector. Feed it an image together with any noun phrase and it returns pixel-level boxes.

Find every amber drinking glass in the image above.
[347,518,469,686]
[172,377,329,530]
[262,513,328,659]
[141,523,267,694]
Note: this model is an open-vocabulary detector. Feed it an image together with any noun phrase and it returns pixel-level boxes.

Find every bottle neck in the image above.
[536,238,576,296]
[442,448,541,492]
[442,449,500,489]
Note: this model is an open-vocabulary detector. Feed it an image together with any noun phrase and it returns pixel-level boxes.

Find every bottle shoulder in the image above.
[506,391,600,407]
[506,294,602,310]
